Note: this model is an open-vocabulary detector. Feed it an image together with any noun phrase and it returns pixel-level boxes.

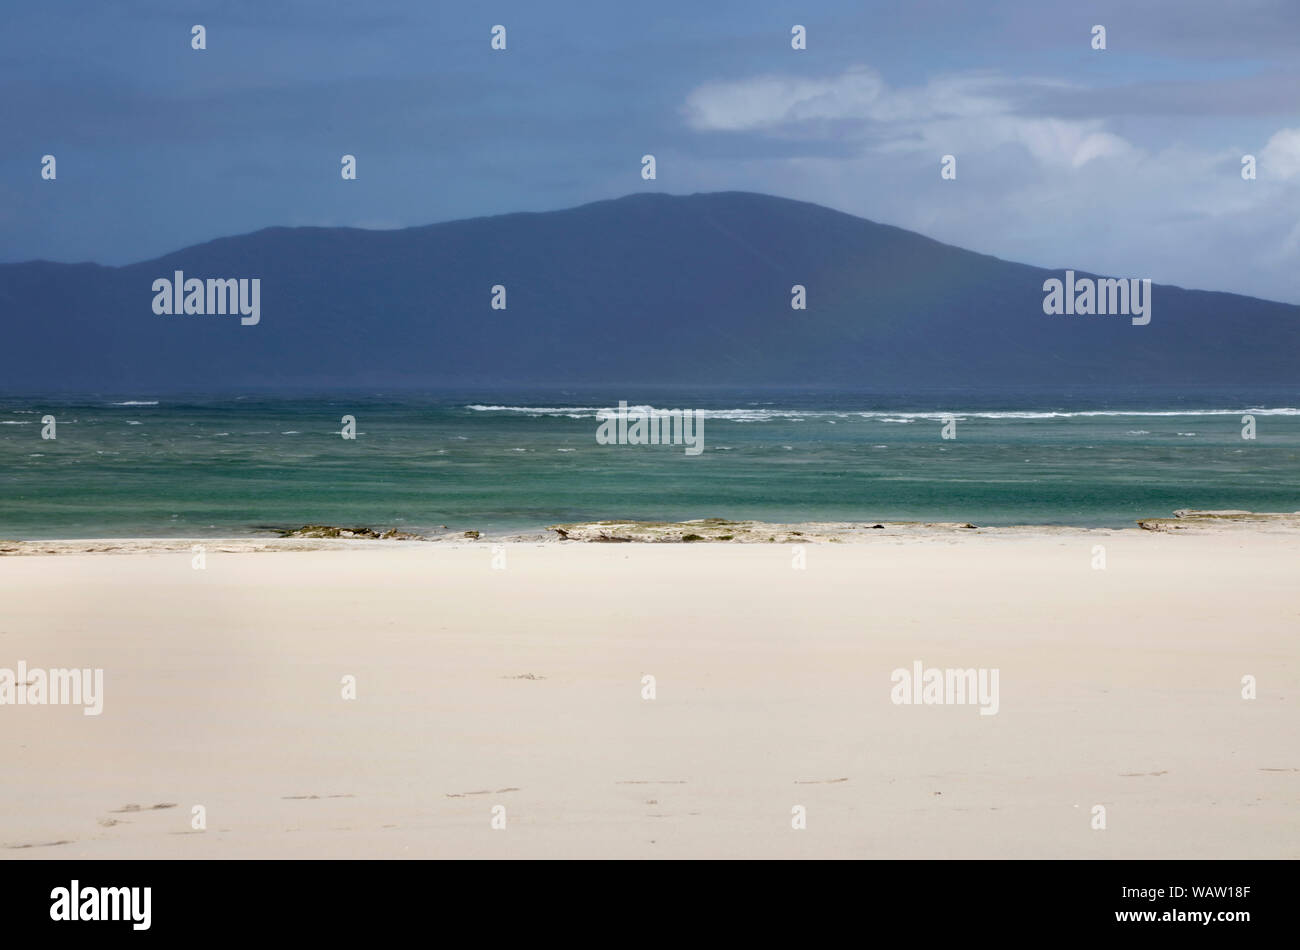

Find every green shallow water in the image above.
[1,388,1297,538]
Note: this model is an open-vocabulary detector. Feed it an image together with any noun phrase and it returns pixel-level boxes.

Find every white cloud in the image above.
[1260,127,1300,179]
[673,68,1300,302]
[683,66,1133,170]
[683,67,888,131]
[683,66,1012,130]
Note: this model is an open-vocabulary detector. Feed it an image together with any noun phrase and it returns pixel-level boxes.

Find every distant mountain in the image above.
[1,192,1296,391]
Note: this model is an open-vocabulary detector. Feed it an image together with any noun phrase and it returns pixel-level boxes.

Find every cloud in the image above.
[683,66,1006,130]
[675,66,1300,302]
[682,66,1133,169]
[1260,127,1300,179]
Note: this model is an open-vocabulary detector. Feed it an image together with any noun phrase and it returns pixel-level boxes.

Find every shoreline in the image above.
[2,510,1298,555]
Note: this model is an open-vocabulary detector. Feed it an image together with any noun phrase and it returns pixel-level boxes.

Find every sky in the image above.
[3,0,1298,303]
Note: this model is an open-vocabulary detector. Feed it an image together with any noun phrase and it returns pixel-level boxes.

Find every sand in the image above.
[1,528,1297,859]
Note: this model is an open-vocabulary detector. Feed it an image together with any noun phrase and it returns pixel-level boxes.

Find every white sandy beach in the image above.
[1,528,1297,859]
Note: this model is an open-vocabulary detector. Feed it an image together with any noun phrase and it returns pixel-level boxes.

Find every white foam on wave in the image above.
[109,400,160,406]
[468,404,1299,421]
[469,404,816,421]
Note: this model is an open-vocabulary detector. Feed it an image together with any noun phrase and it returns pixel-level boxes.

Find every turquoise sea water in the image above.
[1,388,1297,538]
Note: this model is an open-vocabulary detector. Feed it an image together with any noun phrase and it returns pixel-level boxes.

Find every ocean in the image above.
[1,387,1297,539]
